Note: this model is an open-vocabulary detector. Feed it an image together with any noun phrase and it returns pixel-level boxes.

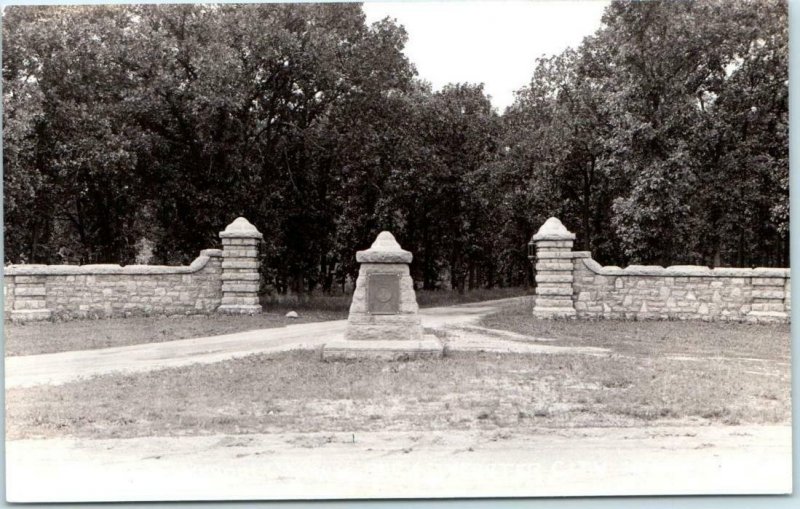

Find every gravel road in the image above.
[6,425,791,502]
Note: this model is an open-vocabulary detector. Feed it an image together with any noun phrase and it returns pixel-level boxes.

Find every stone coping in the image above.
[356,250,413,264]
[579,256,790,278]
[4,249,222,276]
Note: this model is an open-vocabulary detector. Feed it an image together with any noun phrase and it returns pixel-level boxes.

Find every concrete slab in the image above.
[321,335,443,361]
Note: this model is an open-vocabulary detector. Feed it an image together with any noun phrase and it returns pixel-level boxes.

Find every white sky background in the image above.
[362,0,611,112]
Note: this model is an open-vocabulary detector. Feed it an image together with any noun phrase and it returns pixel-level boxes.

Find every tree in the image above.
[595,0,788,265]
[4,0,788,291]
[4,6,150,263]
[496,0,788,268]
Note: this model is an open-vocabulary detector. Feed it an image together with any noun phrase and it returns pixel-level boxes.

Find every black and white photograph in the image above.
[2,0,792,502]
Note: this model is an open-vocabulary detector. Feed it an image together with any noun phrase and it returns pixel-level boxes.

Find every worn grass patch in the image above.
[3,310,345,357]
[7,344,790,440]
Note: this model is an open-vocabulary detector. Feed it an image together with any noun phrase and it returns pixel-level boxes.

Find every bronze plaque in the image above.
[367,273,401,315]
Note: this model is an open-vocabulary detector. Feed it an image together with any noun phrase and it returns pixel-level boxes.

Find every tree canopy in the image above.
[3,1,789,293]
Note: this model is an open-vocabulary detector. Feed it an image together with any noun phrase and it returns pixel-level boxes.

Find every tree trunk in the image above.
[581,157,595,250]
[468,262,476,291]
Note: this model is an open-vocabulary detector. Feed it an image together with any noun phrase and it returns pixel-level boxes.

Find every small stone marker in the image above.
[322,231,443,360]
[285,311,299,318]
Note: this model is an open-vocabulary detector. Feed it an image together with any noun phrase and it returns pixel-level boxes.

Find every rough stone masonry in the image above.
[530,217,790,323]
[3,217,263,321]
[322,231,443,360]
[217,217,264,315]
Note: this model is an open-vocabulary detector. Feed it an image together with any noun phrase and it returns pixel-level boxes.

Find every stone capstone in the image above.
[532,217,577,242]
[219,217,263,239]
[355,231,413,264]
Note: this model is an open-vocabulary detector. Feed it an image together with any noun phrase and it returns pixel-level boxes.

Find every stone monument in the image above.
[322,231,443,360]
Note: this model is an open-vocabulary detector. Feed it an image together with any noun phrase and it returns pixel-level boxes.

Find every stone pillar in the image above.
[217,217,263,315]
[322,231,442,360]
[6,274,52,322]
[747,273,789,323]
[531,217,576,319]
[785,277,791,315]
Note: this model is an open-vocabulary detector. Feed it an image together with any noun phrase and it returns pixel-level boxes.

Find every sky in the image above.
[362,0,611,111]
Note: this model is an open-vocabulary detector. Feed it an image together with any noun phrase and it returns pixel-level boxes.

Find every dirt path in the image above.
[7,297,605,388]
[6,425,791,502]
[439,323,608,355]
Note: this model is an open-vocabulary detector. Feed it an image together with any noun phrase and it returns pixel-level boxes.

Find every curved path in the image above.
[7,297,607,388]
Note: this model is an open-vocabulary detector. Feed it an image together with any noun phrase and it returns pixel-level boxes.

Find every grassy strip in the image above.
[3,310,344,357]
[7,341,790,440]
[479,300,791,361]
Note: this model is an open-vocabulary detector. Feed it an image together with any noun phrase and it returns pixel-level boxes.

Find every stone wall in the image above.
[3,217,264,322]
[531,218,790,323]
[572,253,790,322]
[4,250,223,321]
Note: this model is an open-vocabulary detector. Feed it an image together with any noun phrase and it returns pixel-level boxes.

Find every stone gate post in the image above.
[218,217,263,314]
[530,217,576,318]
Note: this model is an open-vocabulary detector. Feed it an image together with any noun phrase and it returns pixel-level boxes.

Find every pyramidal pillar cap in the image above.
[219,217,263,239]
[532,217,576,242]
[356,231,413,264]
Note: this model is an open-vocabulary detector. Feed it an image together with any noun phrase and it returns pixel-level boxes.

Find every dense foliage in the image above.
[3,1,788,294]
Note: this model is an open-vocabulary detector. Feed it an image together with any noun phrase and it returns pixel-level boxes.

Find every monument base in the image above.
[322,335,443,361]
[345,316,425,342]
[216,304,262,315]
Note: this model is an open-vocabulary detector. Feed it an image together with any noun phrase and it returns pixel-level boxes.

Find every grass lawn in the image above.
[7,304,790,440]
[479,300,791,361]
[3,310,344,357]
[4,287,531,357]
